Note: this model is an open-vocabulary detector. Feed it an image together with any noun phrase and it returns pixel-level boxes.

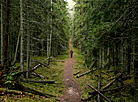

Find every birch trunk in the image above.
[1,0,3,66]
[20,0,24,79]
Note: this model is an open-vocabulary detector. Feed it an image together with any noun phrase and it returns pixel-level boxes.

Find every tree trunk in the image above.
[13,33,20,64]
[4,0,10,74]
[1,0,4,66]
[20,0,24,79]
[26,2,30,78]
[98,48,101,102]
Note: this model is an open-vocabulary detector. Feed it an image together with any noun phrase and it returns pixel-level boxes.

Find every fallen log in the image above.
[14,64,42,78]
[76,61,83,63]
[31,72,46,79]
[77,64,106,78]
[73,70,81,75]
[88,84,111,102]
[21,84,56,97]
[21,79,55,84]
[0,88,28,95]
[51,60,65,62]
[31,60,49,68]
[89,84,132,95]
[102,73,123,90]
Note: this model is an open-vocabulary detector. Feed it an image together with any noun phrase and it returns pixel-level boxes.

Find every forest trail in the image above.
[59,38,81,102]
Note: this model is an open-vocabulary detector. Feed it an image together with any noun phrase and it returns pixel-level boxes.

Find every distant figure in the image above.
[70,49,73,58]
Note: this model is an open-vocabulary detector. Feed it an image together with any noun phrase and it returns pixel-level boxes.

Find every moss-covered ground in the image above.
[0,48,134,102]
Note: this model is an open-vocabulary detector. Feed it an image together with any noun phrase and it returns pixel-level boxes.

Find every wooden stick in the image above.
[31,72,46,79]
[73,70,81,75]
[88,84,111,102]
[77,64,107,78]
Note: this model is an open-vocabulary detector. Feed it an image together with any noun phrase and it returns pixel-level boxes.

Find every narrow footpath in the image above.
[59,38,81,102]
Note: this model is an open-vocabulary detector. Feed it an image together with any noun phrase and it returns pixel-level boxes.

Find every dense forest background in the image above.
[0,0,138,101]
[72,0,138,101]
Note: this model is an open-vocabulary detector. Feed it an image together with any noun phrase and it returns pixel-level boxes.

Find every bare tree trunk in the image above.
[98,48,101,102]
[4,0,10,64]
[13,33,20,63]
[1,0,4,66]
[107,47,109,70]
[20,0,24,79]
[26,1,30,78]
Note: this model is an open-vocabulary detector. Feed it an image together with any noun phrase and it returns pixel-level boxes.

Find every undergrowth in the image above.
[0,50,69,102]
[72,48,134,102]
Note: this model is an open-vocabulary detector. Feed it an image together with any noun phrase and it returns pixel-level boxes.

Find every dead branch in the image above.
[82,84,132,101]
[51,60,65,62]
[88,84,111,102]
[0,88,28,95]
[102,73,123,90]
[89,84,132,95]
[14,64,41,78]
[21,84,56,97]
[31,72,46,79]
[73,70,81,75]
[31,60,49,68]
[21,79,55,84]
[77,64,106,78]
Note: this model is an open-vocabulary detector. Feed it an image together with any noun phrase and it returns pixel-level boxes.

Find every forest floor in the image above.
[58,38,81,102]
[0,38,134,102]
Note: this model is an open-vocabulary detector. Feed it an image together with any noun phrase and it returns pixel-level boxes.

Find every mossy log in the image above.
[51,60,65,62]
[0,88,28,95]
[82,84,132,101]
[14,64,41,78]
[88,84,111,102]
[89,84,132,95]
[102,73,123,90]
[77,64,107,78]
[21,84,56,97]
[21,79,55,84]
[30,72,46,79]
[73,70,81,75]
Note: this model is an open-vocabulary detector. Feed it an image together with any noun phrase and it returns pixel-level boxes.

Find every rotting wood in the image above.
[102,73,123,90]
[21,79,55,84]
[73,70,81,75]
[31,72,46,79]
[31,60,49,68]
[77,64,106,78]
[0,88,28,95]
[89,84,132,95]
[14,64,41,78]
[51,60,65,62]
[88,84,111,102]
[82,84,132,101]
[21,84,56,97]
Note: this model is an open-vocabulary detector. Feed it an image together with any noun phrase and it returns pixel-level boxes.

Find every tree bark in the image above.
[1,0,4,66]
[20,0,24,79]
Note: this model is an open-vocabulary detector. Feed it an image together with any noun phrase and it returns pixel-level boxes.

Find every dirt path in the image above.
[59,39,81,102]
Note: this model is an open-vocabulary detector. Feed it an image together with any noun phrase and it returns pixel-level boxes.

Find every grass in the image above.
[72,48,134,102]
[0,50,69,102]
[1,48,134,101]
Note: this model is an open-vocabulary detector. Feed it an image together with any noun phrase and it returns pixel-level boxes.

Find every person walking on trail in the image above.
[70,49,73,58]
